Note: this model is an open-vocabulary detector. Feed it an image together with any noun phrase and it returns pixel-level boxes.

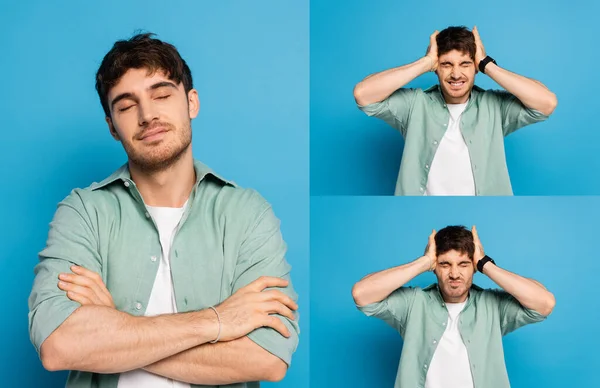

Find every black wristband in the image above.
[478,55,496,74]
[477,255,495,273]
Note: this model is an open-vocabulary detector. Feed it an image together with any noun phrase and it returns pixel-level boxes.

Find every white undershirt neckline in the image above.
[117,203,191,388]
[425,100,476,196]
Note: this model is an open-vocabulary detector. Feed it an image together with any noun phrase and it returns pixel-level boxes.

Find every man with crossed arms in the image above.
[352,225,555,388]
[28,33,299,388]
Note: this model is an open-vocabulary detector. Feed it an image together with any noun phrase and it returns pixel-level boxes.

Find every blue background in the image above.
[0,1,308,387]
[311,196,599,387]
[310,0,600,195]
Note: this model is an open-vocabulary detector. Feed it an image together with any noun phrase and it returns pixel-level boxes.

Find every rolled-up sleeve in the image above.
[357,287,418,335]
[490,289,547,336]
[495,90,550,136]
[231,190,299,366]
[28,190,102,355]
[357,88,419,138]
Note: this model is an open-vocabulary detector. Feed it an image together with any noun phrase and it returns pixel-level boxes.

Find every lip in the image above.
[448,281,462,286]
[447,80,466,90]
[139,127,168,141]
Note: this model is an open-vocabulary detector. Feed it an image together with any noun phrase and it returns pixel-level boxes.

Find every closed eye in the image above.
[156,95,171,100]
[119,105,135,112]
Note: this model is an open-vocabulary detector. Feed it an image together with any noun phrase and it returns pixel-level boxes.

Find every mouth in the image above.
[447,80,466,90]
[139,127,169,141]
[448,280,462,287]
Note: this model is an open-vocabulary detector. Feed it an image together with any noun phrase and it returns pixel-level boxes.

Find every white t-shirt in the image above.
[118,203,190,388]
[425,101,476,196]
[425,299,474,388]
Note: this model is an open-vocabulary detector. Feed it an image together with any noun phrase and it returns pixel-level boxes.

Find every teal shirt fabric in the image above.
[358,85,549,195]
[28,160,299,388]
[359,284,547,388]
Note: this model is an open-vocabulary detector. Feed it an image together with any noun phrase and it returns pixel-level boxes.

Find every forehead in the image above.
[438,249,471,263]
[438,49,473,63]
[107,68,181,99]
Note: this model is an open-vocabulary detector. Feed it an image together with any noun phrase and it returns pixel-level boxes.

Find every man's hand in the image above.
[425,30,440,72]
[471,225,485,270]
[215,276,298,342]
[472,26,486,70]
[423,230,437,271]
[58,265,115,308]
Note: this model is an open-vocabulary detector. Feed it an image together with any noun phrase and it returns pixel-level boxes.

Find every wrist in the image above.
[420,56,434,73]
[194,309,220,344]
[416,255,433,272]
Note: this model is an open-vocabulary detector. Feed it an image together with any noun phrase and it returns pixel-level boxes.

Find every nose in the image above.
[137,99,159,126]
[449,266,459,278]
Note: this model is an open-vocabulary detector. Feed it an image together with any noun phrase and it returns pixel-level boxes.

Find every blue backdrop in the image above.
[310,0,600,195]
[0,1,308,387]
[311,196,599,387]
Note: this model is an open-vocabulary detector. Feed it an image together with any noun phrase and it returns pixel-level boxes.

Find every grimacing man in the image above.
[354,26,557,196]
[352,225,555,388]
[28,33,299,388]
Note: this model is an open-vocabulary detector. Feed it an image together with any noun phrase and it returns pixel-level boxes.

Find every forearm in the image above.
[353,57,431,106]
[483,263,555,316]
[484,63,558,115]
[352,256,430,307]
[40,305,217,373]
[144,336,287,384]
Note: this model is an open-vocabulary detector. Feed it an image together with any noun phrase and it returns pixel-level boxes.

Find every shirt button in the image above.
[145,212,150,218]
[150,256,157,262]
[442,322,446,326]
[433,340,437,344]
[425,164,430,169]
[124,181,130,188]
[420,187,424,192]
[443,124,447,127]
[433,140,438,145]
[135,302,142,310]
[424,364,428,369]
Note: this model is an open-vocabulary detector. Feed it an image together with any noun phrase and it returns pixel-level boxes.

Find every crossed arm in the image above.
[42,274,293,384]
[30,191,298,385]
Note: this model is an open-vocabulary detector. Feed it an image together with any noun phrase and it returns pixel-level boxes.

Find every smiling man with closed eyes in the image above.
[28,33,299,388]
[353,26,557,196]
[352,225,555,388]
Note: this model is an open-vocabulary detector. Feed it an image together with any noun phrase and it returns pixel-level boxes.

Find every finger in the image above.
[71,266,109,292]
[471,225,480,243]
[264,301,296,321]
[66,291,93,305]
[247,276,289,292]
[59,273,110,305]
[261,290,298,311]
[263,316,291,338]
[58,281,103,305]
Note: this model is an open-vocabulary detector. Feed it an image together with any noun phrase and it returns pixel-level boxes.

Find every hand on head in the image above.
[425,31,440,72]
[424,229,437,271]
[471,225,485,270]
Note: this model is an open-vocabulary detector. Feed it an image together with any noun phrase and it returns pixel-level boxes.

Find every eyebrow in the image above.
[110,81,179,110]
[438,260,472,265]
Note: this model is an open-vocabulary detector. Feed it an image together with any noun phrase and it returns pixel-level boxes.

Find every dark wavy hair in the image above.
[436,26,476,61]
[95,32,194,118]
[435,225,475,259]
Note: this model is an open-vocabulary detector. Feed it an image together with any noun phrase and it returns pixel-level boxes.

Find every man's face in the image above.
[106,68,199,172]
[436,49,476,104]
[434,249,474,303]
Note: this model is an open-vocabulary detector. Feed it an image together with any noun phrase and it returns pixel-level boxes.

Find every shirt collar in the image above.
[89,159,233,191]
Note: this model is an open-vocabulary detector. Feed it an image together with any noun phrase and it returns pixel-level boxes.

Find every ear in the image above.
[106,117,120,141]
[187,89,200,119]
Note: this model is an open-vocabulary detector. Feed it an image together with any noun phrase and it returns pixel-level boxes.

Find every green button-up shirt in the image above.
[359,283,546,388]
[28,160,299,388]
[359,85,549,195]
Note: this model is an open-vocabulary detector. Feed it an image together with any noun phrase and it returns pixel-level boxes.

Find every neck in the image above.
[129,147,196,207]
